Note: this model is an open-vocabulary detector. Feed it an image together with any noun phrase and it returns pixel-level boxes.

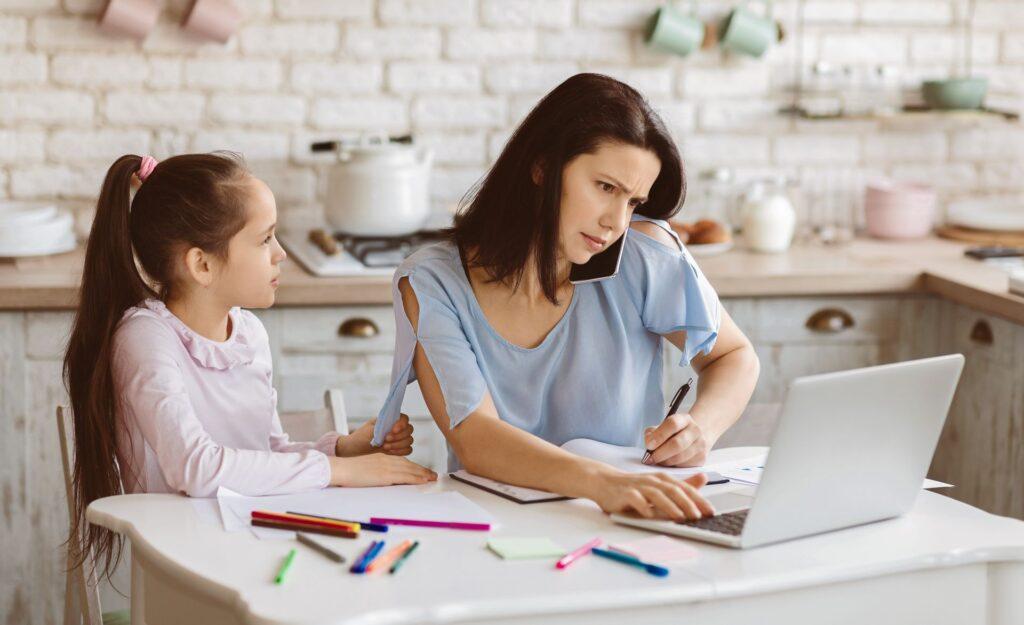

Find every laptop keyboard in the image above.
[677,509,748,536]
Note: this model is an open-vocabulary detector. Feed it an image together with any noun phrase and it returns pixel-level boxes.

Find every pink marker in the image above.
[370,517,491,531]
[556,537,603,570]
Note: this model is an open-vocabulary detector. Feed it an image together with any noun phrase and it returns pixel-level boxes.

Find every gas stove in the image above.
[280,228,448,277]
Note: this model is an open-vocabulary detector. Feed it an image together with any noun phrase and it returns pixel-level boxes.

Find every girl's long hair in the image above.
[63,152,250,579]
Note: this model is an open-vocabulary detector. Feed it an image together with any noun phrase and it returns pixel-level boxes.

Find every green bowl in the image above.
[922,77,988,110]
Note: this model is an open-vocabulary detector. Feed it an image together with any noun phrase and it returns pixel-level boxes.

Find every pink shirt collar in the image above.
[129,299,258,370]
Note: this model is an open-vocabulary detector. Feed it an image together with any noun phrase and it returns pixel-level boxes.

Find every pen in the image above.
[286,511,390,533]
[296,532,346,563]
[389,541,420,574]
[555,537,602,570]
[642,377,693,465]
[274,549,297,584]
[591,547,669,577]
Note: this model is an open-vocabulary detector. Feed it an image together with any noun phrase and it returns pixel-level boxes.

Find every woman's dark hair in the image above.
[63,152,250,579]
[449,72,686,303]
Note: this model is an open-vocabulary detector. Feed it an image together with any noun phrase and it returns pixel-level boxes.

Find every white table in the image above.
[87,447,1024,625]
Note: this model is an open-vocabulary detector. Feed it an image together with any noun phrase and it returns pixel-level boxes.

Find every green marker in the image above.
[275,548,297,584]
[389,541,420,574]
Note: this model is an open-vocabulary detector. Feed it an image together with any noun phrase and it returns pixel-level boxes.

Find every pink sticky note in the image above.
[608,535,698,564]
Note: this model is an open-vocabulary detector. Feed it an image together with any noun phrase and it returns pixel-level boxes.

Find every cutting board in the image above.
[936,225,1024,247]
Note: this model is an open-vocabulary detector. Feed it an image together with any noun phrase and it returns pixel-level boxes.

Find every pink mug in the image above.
[98,0,161,40]
[182,0,242,44]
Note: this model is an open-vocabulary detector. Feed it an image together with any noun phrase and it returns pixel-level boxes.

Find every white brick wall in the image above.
[0,0,1020,224]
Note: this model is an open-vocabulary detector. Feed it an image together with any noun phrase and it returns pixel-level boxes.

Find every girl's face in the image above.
[212,176,287,309]
[557,142,662,266]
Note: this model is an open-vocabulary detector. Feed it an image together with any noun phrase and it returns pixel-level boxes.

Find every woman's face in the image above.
[212,176,288,309]
[556,141,662,265]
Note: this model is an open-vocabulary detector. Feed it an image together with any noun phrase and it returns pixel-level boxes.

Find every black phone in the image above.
[569,231,627,284]
[965,246,1024,260]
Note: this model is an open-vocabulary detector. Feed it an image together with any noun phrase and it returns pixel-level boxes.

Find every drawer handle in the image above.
[969,320,993,346]
[805,308,855,334]
[338,317,379,338]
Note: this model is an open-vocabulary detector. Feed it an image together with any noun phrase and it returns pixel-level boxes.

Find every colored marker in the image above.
[555,537,602,570]
[367,540,413,574]
[286,511,389,533]
[274,549,297,584]
[296,532,346,563]
[389,541,420,574]
[350,540,385,574]
[252,518,357,539]
[592,547,669,577]
[253,510,359,533]
[370,517,490,531]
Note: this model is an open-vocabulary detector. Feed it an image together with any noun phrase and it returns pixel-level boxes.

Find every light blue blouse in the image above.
[372,214,722,471]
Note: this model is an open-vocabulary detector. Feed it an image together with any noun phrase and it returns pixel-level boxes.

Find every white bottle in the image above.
[742,178,796,253]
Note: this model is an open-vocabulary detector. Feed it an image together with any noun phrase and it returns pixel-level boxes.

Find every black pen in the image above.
[642,377,693,465]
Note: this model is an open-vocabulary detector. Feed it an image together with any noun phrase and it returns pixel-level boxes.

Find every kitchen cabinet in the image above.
[3,293,1023,621]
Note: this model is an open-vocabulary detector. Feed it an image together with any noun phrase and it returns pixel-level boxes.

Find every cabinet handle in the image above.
[338,317,379,338]
[805,308,855,334]
[969,319,993,346]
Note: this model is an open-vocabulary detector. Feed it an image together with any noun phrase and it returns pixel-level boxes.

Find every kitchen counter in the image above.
[3,237,1024,323]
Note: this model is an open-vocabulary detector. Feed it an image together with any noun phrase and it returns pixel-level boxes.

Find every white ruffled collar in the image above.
[134,299,257,370]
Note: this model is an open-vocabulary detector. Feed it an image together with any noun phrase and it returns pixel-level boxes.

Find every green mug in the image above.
[645,1,705,57]
[720,0,777,57]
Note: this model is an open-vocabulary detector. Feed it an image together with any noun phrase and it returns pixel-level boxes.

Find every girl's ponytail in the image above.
[63,151,249,578]
[63,155,154,577]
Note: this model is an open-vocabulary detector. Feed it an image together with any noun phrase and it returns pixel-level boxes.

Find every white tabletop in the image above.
[87,447,1024,625]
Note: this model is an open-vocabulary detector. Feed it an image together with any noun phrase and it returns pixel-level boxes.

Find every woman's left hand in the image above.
[336,414,415,457]
[643,413,714,467]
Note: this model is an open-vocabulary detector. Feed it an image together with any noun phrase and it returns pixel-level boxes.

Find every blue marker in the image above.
[592,547,669,577]
[350,540,385,574]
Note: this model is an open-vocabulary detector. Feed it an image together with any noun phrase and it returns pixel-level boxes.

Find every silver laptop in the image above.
[611,354,965,549]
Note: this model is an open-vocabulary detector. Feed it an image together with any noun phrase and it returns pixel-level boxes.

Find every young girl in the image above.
[64,152,436,574]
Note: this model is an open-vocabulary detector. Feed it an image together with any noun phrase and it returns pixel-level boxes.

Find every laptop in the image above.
[611,354,965,549]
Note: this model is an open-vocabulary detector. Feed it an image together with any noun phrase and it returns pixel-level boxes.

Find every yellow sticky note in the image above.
[487,537,565,560]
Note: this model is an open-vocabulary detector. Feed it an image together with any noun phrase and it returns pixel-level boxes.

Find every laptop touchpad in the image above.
[708,488,755,514]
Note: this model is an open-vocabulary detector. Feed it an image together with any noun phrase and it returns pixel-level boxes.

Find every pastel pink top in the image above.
[112,299,339,497]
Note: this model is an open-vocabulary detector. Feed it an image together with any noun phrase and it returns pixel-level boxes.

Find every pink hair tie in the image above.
[137,155,158,182]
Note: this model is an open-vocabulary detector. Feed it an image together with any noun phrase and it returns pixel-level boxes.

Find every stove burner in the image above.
[334,230,447,267]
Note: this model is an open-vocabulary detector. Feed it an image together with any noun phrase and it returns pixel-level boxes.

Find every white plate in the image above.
[947,198,1024,232]
[0,230,76,258]
[687,241,733,256]
[0,202,58,227]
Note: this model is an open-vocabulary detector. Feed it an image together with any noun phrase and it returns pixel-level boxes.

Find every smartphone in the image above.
[569,230,627,284]
[965,246,1024,260]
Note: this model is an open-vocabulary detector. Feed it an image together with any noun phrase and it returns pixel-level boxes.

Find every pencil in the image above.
[285,510,389,533]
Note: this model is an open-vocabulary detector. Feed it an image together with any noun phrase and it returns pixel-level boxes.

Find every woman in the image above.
[374,73,760,521]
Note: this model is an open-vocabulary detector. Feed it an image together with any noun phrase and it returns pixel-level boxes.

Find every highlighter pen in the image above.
[642,377,693,465]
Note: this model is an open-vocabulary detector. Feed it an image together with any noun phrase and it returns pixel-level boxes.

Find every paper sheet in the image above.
[560,438,765,478]
[217,485,497,540]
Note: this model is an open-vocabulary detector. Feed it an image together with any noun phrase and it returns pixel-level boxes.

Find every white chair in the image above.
[57,389,349,625]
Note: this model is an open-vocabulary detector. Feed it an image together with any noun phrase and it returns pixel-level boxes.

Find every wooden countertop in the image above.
[3,237,1024,324]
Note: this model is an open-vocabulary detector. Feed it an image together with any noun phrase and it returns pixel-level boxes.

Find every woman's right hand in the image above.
[585,469,716,521]
[328,454,438,487]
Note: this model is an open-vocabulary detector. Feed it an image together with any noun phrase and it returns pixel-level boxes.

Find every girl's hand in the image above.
[336,414,415,457]
[586,470,715,521]
[328,454,437,487]
[643,412,713,467]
